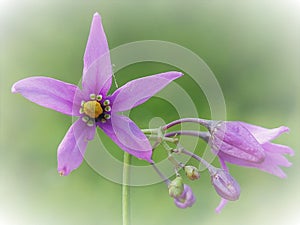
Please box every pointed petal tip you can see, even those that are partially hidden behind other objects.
[279,126,290,133]
[58,168,69,176]
[11,79,24,93]
[11,83,17,93]
[289,150,295,157]
[144,157,154,164]
[178,71,184,77]
[278,173,287,179]
[215,208,222,214]
[93,12,101,20]
[133,151,153,163]
[140,150,153,163]
[215,198,228,214]
[172,71,183,77]
[165,71,184,80]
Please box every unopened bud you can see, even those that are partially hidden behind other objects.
[174,185,196,209]
[210,168,240,201]
[168,176,184,198]
[184,166,200,180]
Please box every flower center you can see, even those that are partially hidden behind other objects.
[79,94,112,126]
[83,101,103,118]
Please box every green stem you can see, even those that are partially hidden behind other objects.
[122,152,131,225]
[146,134,178,143]
[141,128,159,134]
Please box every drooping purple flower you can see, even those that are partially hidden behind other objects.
[209,121,294,178]
[173,184,196,209]
[210,167,240,201]
[213,157,239,213]
[11,12,182,176]
[209,121,266,163]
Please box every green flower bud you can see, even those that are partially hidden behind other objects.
[184,166,200,180]
[168,176,184,198]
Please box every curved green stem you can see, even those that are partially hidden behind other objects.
[122,152,131,225]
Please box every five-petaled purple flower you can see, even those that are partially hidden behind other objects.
[11,13,182,176]
[209,121,294,178]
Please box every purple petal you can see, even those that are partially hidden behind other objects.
[215,198,228,214]
[82,13,112,95]
[262,142,294,156]
[262,142,293,168]
[240,122,289,144]
[252,152,290,178]
[57,119,95,176]
[211,122,265,163]
[111,71,183,112]
[210,168,240,201]
[99,114,153,162]
[219,157,229,171]
[215,159,230,214]
[12,76,81,116]
[218,143,292,178]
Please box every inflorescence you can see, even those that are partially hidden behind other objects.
[11,12,294,215]
[142,118,293,213]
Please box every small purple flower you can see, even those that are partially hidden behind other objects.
[11,13,182,176]
[209,121,294,178]
[212,158,240,213]
[173,185,196,209]
[210,167,240,201]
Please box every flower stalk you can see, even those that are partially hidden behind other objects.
[122,152,131,225]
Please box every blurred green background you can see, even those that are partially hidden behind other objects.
[1,0,299,225]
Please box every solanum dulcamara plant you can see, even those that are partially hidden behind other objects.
[12,12,294,216]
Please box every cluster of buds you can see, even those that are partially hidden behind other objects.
[149,117,293,213]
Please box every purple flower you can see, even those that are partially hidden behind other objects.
[209,121,294,178]
[173,185,196,209]
[11,13,182,176]
[212,158,240,213]
[210,167,240,201]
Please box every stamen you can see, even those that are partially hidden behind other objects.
[101,118,107,123]
[104,106,111,112]
[104,114,111,120]
[79,108,84,114]
[81,101,85,106]
[82,116,89,123]
[87,120,94,127]
[96,94,103,101]
[89,94,96,100]
[103,99,110,106]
